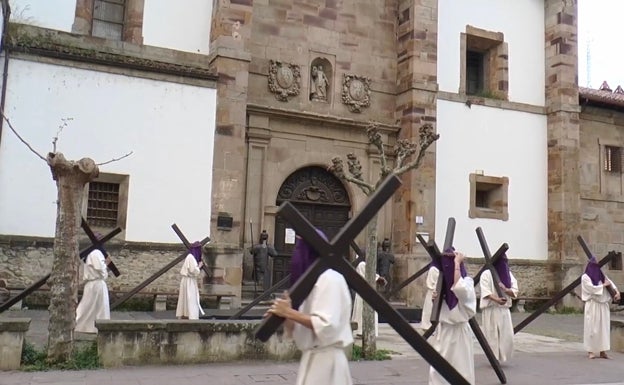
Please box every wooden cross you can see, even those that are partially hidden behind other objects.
[419,217,455,338]
[230,241,364,320]
[0,224,122,313]
[577,236,618,299]
[475,227,507,299]
[254,175,471,385]
[81,218,121,276]
[513,247,618,334]
[171,224,212,277]
[110,225,210,310]
[419,221,506,384]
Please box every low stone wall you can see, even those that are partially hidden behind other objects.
[96,319,299,367]
[0,317,30,370]
[0,235,242,309]
[611,316,624,353]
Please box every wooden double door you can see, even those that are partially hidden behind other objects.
[271,166,351,284]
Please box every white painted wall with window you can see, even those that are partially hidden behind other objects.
[0,58,216,242]
[8,0,212,54]
[437,0,545,106]
[434,99,548,260]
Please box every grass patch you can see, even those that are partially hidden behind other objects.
[21,341,100,371]
[553,306,582,314]
[351,344,393,361]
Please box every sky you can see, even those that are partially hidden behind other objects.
[578,0,624,89]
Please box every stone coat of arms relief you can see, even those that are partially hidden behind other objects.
[268,60,301,102]
[342,74,371,113]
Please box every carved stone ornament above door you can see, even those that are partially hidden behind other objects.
[342,74,371,112]
[268,60,301,102]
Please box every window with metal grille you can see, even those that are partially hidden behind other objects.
[604,146,623,173]
[92,0,126,40]
[87,181,120,228]
[466,50,485,95]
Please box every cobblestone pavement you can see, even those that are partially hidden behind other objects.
[2,309,623,385]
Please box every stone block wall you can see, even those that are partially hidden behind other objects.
[0,318,30,370]
[0,236,242,308]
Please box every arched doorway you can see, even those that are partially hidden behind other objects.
[272,166,351,283]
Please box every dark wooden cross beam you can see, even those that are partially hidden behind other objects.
[475,227,506,299]
[0,225,121,313]
[110,229,210,310]
[471,243,508,287]
[81,218,121,276]
[171,223,212,277]
[513,250,618,334]
[229,241,364,320]
[420,224,506,384]
[254,176,471,385]
[577,236,618,299]
[421,217,455,339]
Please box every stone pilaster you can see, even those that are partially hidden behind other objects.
[545,0,581,262]
[209,0,253,246]
[394,0,438,254]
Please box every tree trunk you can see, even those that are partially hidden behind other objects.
[362,216,378,358]
[46,153,98,364]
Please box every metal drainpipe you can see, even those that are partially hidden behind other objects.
[0,0,11,150]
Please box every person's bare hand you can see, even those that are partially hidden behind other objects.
[267,291,292,318]
[498,282,507,290]
[604,280,612,287]
[614,292,621,302]
[431,291,438,300]
[454,251,466,264]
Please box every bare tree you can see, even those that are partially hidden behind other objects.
[329,122,439,358]
[1,113,131,363]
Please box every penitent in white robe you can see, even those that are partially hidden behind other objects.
[420,266,439,331]
[176,254,205,320]
[479,270,518,363]
[292,269,354,385]
[75,249,110,333]
[429,276,477,385]
[351,261,379,336]
[581,273,617,354]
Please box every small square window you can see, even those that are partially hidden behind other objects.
[460,26,508,100]
[83,173,129,237]
[469,174,509,221]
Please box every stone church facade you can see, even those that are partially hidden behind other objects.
[209,0,619,306]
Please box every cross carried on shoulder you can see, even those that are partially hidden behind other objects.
[172,224,212,276]
[418,220,506,384]
[80,218,121,276]
[254,175,471,385]
[475,227,507,299]
[514,238,619,334]
[110,225,210,310]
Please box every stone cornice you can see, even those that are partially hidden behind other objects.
[246,103,401,134]
[6,23,218,82]
[438,91,546,115]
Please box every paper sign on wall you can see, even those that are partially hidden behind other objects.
[285,228,296,244]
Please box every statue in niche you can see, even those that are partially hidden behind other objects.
[310,65,329,102]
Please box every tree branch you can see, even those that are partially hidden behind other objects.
[366,123,391,178]
[97,151,134,166]
[328,156,374,195]
[0,111,47,162]
[393,123,439,175]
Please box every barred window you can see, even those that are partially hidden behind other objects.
[87,181,120,228]
[604,146,623,173]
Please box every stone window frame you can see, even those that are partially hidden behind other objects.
[72,0,144,44]
[610,253,623,271]
[603,144,623,173]
[469,173,509,221]
[82,172,130,238]
[598,139,624,196]
[459,25,509,100]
